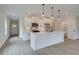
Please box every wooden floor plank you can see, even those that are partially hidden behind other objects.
[0,37,79,55]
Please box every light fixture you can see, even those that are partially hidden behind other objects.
[27,27,29,29]
[57,9,61,20]
[51,6,54,19]
[42,4,45,17]
[42,14,45,17]
[51,6,54,17]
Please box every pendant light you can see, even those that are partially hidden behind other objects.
[42,4,45,16]
[57,9,61,20]
[51,6,55,31]
[51,6,54,19]
[51,6,54,17]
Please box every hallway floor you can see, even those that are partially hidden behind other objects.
[0,37,79,55]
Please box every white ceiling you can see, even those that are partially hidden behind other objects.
[0,4,79,17]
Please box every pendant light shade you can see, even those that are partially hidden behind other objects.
[51,6,54,17]
[57,9,61,20]
[42,4,45,16]
[51,6,55,20]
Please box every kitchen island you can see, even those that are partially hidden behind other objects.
[30,31,64,50]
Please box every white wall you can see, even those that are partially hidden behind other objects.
[62,15,78,40]
[67,17,77,40]
[0,9,9,48]
[19,16,26,41]
[75,16,79,39]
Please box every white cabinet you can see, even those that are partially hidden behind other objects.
[31,32,64,50]
[23,32,30,41]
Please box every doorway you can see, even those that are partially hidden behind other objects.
[44,23,51,32]
[63,24,68,41]
[10,20,19,37]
